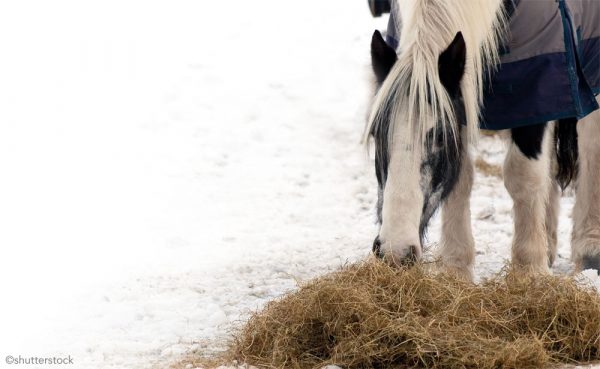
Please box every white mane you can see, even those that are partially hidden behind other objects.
[366,0,507,148]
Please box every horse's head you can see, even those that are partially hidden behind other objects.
[369,30,467,266]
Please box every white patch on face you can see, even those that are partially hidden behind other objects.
[378,122,424,265]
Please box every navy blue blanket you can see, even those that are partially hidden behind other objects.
[386,0,600,130]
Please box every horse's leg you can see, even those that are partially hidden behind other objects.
[439,131,474,280]
[546,179,560,267]
[504,122,553,273]
[545,139,560,267]
[572,106,600,272]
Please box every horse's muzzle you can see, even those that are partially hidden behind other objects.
[373,236,420,266]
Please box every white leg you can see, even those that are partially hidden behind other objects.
[439,134,475,280]
[504,123,553,273]
[546,133,560,267]
[546,180,560,267]
[572,106,600,271]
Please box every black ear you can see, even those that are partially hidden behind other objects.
[438,32,466,97]
[371,30,397,84]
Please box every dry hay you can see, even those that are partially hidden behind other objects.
[172,357,217,369]
[230,261,600,369]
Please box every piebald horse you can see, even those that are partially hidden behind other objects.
[366,0,600,279]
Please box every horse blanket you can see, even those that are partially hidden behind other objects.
[385,0,600,130]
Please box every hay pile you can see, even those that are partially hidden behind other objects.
[231,261,600,369]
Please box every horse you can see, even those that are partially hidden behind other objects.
[366,0,600,279]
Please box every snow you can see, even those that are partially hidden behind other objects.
[580,269,600,292]
[0,1,597,369]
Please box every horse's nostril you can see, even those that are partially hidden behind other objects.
[372,236,383,258]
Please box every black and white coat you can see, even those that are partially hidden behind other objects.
[367,0,600,277]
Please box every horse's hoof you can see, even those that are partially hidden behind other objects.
[581,254,600,275]
[439,263,474,282]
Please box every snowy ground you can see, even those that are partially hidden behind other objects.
[0,1,598,369]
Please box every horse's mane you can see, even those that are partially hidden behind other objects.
[365,0,507,149]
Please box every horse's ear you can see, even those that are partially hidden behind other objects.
[371,30,397,84]
[438,32,466,97]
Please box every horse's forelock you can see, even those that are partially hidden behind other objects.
[365,0,508,154]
